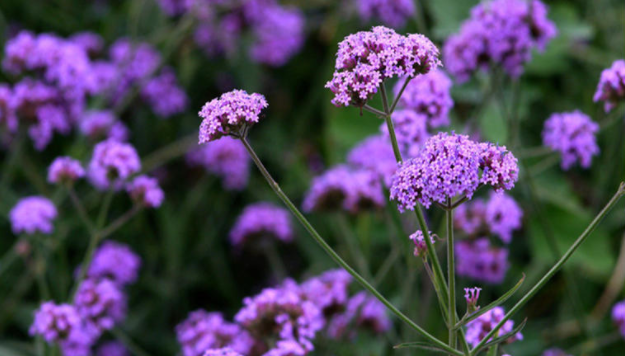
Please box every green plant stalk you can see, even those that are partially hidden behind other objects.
[239,137,462,356]
[447,198,457,348]
[470,183,625,355]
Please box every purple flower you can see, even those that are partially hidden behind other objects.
[176,310,254,356]
[465,306,522,347]
[594,59,625,112]
[612,300,625,337]
[327,291,391,339]
[79,110,129,142]
[193,15,241,58]
[87,241,141,286]
[263,340,308,356]
[303,165,385,214]
[454,200,487,236]
[229,202,293,247]
[380,109,429,157]
[0,84,17,132]
[357,0,415,28]
[409,230,434,258]
[75,278,126,332]
[300,269,352,317]
[203,348,244,356]
[186,137,250,190]
[485,192,523,244]
[70,32,104,57]
[464,287,481,313]
[543,110,599,170]
[347,134,398,186]
[198,89,268,143]
[9,196,57,235]
[126,175,165,208]
[456,238,509,284]
[87,140,141,190]
[326,26,441,107]
[141,67,188,118]
[96,341,129,356]
[48,157,85,184]
[393,70,453,128]
[542,349,572,356]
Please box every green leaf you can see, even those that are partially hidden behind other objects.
[393,341,449,353]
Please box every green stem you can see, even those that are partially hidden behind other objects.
[390,77,412,113]
[68,186,95,234]
[99,207,142,241]
[470,183,625,355]
[239,137,461,355]
[111,328,153,356]
[262,242,287,281]
[447,198,457,348]
[380,83,391,115]
[334,215,372,280]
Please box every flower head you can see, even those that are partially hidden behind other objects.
[485,192,523,244]
[456,239,509,284]
[301,269,353,317]
[87,140,141,190]
[79,110,129,142]
[96,341,129,356]
[176,310,254,356]
[141,67,188,118]
[612,300,625,337]
[229,202,293,247]
[347,134,398,187]
[48,157,85,184]
[409,230,434,258]
[464,287,482,313]
[75,278,126,332]
[594,59,625,112]
[542,349,572,356]
[357,0,416,28]
[29,302,96,355]
[327,291,391,339]
[186,137,251,190]
[87,241,141,286]
[10,196,57,235]
[126,175,165,208]
[380,109,429,157]
[465,306,523,347]
[454,200,487,236]
[393,70,453,128]
[543,111,599,170]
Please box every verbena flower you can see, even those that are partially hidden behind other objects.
[347,134,398,187]
[464,287,481,313]
[356,0,416,28]
[456,239,509,284]
[96,341,129,356]
[409,230,434,258]
[542,110,599,170]
[465,306,523,347]
[87,140,141,190]
[444,0,556,82]
[326,26,441,108]
[393,70,453,128]
[87,241,141,286]
[454,200,487,236]
[485,192,523,244]
[79,110,129,142]
[612,300,625,338]
[9,196,57,235]
[186,137,251,190]
[126,175,165,208]
[75,278,127,332]
[0,84,17,132]
[198,89,268,143]
[69,32,104,57]
[229,202,293,247]
[141,67,188,118]
[380,109,429,157]
[203,348,244,356]
[176,310,254,356]
[593,59,625,112]
[327,291,391,339]
[300,269,352,317]
[48,157,85,184]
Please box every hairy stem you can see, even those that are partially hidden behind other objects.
[447,198,457,348]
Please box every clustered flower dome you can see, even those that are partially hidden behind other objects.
[613,300,625,338]
[126,175,165,208]
[327,291,391,339]
[141,68,189,118]
[229,202,294,247]
[79,110,129,142]
[326,26,441,108]
[9,196,58,235]
[356,0,416,29]
[390,132,518,211]
[300,269,352,317]
[176,310,254,356]
[48,157,85,184]
[74,278,127,332]
[542,110,599,170]
[86,241,142,286]
[87,140,141,190]
[393,70,454,128]
[594,59,625,112]
[465,306,523,348]
[380,109,429,158]
[444,0,557,82]
[456,238,510,284]
[455,192,523,244]
[198,90,268,143]
[186,137,251,191]
[346,134,398,187]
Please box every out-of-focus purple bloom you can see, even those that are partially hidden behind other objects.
[48,157,85,184]
[109,39,161,84]
[380,109,429,157]
[347,134,398,186]
[542,349,572,356]
[456,238,509,284]
[87,140,141,190]
[465,306,522,347]
[0,84,17,132]
[357,0,415,28]
[9,196,57,235]
[70,32,104,57]
[485,192,523,244]
[193,14,241,58]
[393,70,453,128]
[141,68,188,118]
[176,310,254,356]
[126,175,165,208]
[303,165,385,214]
[203,348,244,356]
[229,202,293,247]
[198,89,268,143]
[612,300,625,337]
[75,278,126,332]
[454,200,487,236]
[594,59,625,112]
[156,0,191,16]
[301,269,352,317]
[96,341,129,356]
[327,291,391,339]
[87,241,141,286]
[79,110,129,142]
[543,110,599,170]
[409,230,434,258]
[326,26,441,107]
[186,137,250,190]
[263,340,308,356]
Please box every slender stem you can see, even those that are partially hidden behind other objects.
[591,232,625,321]
[68,186,95,234]
[447,198,457,348]
[239,137,461,355]
[111,328,153,356]
[380,83,391,115]
[470,183,625,355]
[390,77,412,113]
[140,134,198,174]
[363,104,387,117]
[383,115,403,163]
[0,242,19,279]
[99,207,142,240]
[334,215,373,280]
[97,190,115,230]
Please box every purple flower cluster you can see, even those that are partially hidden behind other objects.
[542,349,572,356]
[390,132,518,211]
[465,306,523,347]
[327,291,391,339]
[543,111,599,170]
[186,137,251,190]
[302,165,385,214]
[74,278,127,332]
[79,110,129,142]
[229,202,293,247]
[326,26,441,108]
[87,140,141,190]
[126,175,165,208]
[594,59,625,112]
[86,241,142,286]
[456,239,509,284]
[444,0,556,82]
[198,90,268,143]
[613,300,625,337]
[409,230,434,258]
[380,109,429,157]
[347,134,398,187]
[356,0,416,28]
[142,68,189,118]
[48,157,85,184]
[9,196,57,235]
[393,70,453,128]
[300,269,352,316]
[176,310,254,356]
[96,341,129,356]
[455,192,523,244]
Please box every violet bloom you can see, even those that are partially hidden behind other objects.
[0,84,17,132]
[87,241,141,286]
[48,157,85,184]
[126,175,165,208]
[390,132,518,211]
[454,200,487,236]
[96,341,129,356]
[156,0,191,16]
[141,68,188,118]
[464,287,481,313]
[465,306,523,348]
[203,348,243,356]
[186,137,250,190]
[593,59,625,112]
[542,111,599,170]
[347,134,398,187]
[194,14,241,58]
[70,32,104,57]
[380,109,429,157]
[612,300,625,337]
[87,140,141,190]
[9,196,57,235]
[79,110,129,142]
[456,238,509,284]
[176,310,254,356]
[198,89,268,143]
[485,192,523,244]
[303,165,385,214]
[409,230,434,258]
[263,340,308,356]
[229,202,293,247]
[357,0,415,28]
[301,269,353,317]
[542,349,572,356]
[75,278,126,332]
[393,70,453,128]
[444,0,556,82]
[327,291,391,339]
[326,26,441,108]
